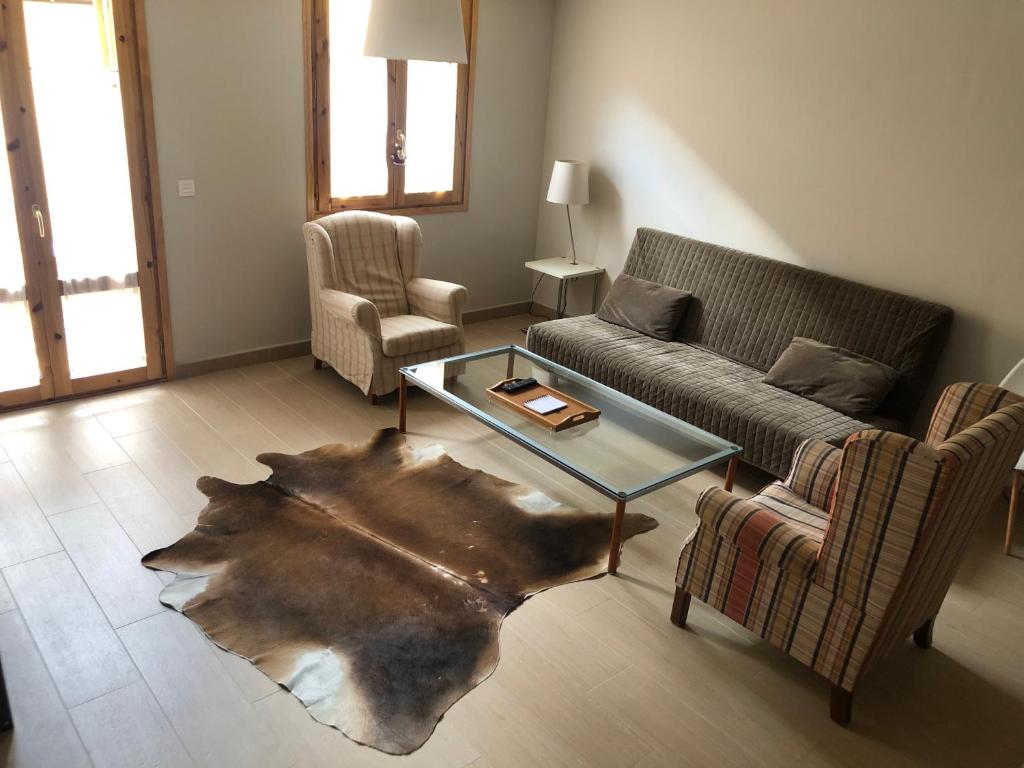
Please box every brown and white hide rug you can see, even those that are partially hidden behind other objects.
[142,428,657,755]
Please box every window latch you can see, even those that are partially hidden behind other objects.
[390,129,407,166]
[31,204,46,239]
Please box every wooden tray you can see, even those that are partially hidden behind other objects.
[486,378,601,432]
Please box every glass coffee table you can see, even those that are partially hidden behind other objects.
[399,345,742,573]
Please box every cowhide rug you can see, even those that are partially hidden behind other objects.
[142,428,657,755]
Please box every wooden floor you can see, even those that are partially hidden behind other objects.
[1,314,1022,768]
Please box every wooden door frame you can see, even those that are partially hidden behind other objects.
[0,0,173,411]
[0,0,67,405]
[110,0,174,383]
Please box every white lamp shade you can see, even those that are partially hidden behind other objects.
[363,0,468,63]
[546,160,590,205]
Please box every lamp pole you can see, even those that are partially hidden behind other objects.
[565,205,578,266]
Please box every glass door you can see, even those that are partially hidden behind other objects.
[0,0,168,410]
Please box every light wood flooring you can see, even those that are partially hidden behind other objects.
[1,314,1022,767]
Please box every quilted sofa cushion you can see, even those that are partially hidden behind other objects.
[527,315,874,477]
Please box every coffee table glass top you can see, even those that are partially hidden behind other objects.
[401,345,741,501]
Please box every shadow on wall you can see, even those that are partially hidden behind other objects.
[577,167,623,303]
[597,97,800,265]
[551,97,801,318]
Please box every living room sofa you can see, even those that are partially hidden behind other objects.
[526,228,953,477]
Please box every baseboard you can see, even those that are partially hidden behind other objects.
[523,303,557,322]
[174,302,558,380]
[463,301,534,323]
[464,300,560,323]
[175,340,312,379]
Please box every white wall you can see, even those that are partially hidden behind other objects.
[146,0,554,364]
[535,0,1024,398]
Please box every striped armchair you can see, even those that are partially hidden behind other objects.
[304,211,467,402]
[672,382,1024,724]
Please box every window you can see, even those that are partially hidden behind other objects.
[304,0,477,218]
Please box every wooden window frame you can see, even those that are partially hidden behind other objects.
[304,0,478,220]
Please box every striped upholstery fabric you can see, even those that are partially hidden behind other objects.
[815,432,949,619]
[925,381,1020,444]
[379,315,461,357]
[861,383,1024,676]
[677,382,1024,693]
[407,278,466,325]
[304,211,468,396]
[783,438,843,509]
[320,211,410,317]
[750,483,829,535]
[692,487,822,577]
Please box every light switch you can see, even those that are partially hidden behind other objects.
[177,179,196,197]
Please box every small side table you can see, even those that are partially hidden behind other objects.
[525,258,604,318]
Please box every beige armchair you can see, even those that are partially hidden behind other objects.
[304,211,467,402]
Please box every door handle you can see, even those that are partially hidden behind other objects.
[31,204,45,239]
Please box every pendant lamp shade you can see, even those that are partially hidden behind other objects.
[363,0,468,63]
[546,160,590,206]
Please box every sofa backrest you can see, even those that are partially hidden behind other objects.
[622,228,953,424]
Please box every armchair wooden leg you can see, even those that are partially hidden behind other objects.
[830,685,853,726]
[913,618,934,649]
[313,357,323,370]
[670,587,691,628]
[368,393,380,406]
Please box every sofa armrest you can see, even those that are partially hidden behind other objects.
[696,487,822,576]
[407,278,467,326]
[784,438,843,509]
[320,289,381,339]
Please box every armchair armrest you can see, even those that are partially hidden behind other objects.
[320,289,381,339]
[814,430,950,614]
[406,278,467,326]
[696,487,822,577]
[784,438,843,509]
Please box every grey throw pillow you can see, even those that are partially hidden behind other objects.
[597,274,691,341]
[764,337,899,417]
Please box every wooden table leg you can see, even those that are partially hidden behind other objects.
[723,455,739,493]
[1006,469,1021,555]
[398,375,407,434]
[608,499,626,575]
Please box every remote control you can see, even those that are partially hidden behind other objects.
[502,377,538,393]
